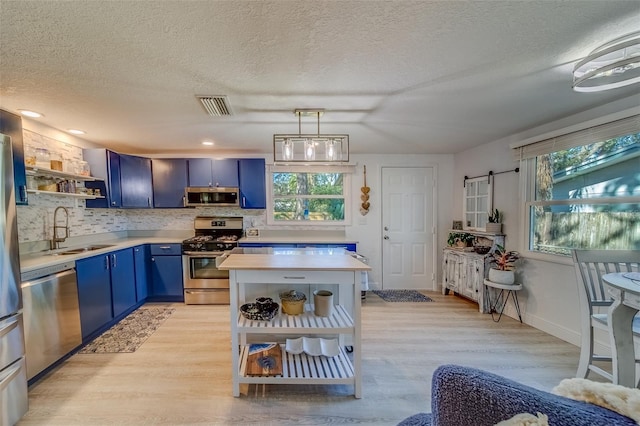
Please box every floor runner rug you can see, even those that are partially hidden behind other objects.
[79,306,175,353]
[371,290,434,302]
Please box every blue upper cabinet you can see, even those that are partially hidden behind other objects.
[212,159,239,187]
[84,149,121,208]
[84,149,153,208]
[119,153,153,208]
[188,158,238,187]
[0,109,27,205]
[238,158,266,209]
[152,158,188,208]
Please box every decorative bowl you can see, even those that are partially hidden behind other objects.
[279,290,307,315]
[474,246,491,255]
[240,298,279,321]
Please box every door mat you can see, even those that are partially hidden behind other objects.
[371,290,434,302]
[79,306,175,353]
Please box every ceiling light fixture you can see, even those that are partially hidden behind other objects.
[18,109,44,118]
[202,141,214,146]
[573,31,640,92]
[67,129,86,135]
[273,109,349,163]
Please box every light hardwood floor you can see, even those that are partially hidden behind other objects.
[20,292,583,425]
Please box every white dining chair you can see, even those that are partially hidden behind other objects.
[572,249,640,383]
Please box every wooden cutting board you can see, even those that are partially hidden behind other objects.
[245,343,283,376]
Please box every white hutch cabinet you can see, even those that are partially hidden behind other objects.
[442,232,505,313]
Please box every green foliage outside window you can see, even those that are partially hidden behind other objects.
[273,172,345,221]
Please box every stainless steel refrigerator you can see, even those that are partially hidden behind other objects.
[0,133,28,425]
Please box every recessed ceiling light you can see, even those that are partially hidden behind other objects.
[202,141,214,146]
[68,129,86,135]
[18,109,44,118]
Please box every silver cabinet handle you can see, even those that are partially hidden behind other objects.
[105,255,110,270]
[111,254,117,268]
[112,201,117,206]
[159,246,171,250]
[284,276,306,279]
[0,317,18,338]
[0,360,22,389]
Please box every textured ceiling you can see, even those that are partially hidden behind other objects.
[1,1,639,156]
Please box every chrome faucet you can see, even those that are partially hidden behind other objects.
[50,206,70,250]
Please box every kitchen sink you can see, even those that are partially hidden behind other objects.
[47,244,115,256]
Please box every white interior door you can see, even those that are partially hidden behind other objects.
[382,167,435,290]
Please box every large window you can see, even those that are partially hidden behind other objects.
[523,125,640,256]
[269,167,349,224]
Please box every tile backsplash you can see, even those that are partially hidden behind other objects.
[16,194,265,243]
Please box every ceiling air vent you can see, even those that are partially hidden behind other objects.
[196,95,232,116]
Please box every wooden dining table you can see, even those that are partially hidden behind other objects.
[602,272,640,388]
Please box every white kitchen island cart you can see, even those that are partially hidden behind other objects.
[219,253,370,398]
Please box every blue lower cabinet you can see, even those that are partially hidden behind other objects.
[134,245,150,302]
[76,248,137,341]
[76,255,114,340]
[149,244,183,301]
[110,248,136,318]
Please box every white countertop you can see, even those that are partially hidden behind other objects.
[218,253,371,271]
[19,237,184,273]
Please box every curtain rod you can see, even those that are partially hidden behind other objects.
[464,167,519,186]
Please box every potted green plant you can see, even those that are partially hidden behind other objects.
[447,232,475,248]
[486,208,503,233]
[488,245,520,284]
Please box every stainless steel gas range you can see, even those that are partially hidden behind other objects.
[181,216,243,304]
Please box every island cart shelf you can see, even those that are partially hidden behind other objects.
[220,253,370,398]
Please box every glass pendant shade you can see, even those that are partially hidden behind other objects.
[282,139,293,160]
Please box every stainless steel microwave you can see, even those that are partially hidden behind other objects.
[184,187,239,207]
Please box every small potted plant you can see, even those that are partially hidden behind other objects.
[486,208,503,233]
[488,244,520,285]
[447,232,475,249]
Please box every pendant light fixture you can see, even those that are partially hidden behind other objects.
[573,31,640,92]
[273,109,349,163]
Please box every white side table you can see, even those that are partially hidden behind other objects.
[484,279,523,323]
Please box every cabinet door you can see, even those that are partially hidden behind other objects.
[187,158,213,187]
[0,109,27,205]
[76,255,113,339]
[151,255,184,298]
[238,158,266,209]
[212,159,238,187]
[134,245,149,302]
[84,149,121,208]
[110,248,136,318]
[119,154,153,208]
[152,158,188,207]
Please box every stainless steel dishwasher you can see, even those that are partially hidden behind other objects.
[21,261,82,380]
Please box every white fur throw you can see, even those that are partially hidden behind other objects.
[553,378,640,424]
[495,412,549,426]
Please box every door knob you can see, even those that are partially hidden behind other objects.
[384,235,389,240]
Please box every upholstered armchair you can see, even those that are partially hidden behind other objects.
[397,364,635,426]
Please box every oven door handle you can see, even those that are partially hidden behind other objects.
[183,251,226,257]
